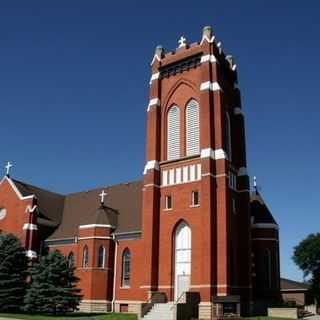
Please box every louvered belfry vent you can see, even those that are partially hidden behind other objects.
[186,99,200,156]
[167,106,181,160]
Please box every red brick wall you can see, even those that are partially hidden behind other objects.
[0,178,36,250]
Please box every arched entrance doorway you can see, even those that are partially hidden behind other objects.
[174,221,191,300]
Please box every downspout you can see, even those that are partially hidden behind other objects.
[112,233,118,313]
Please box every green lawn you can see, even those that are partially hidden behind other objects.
[0,313,137,320]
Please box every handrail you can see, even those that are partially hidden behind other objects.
[170,291,186,311]
[141,295,155,317]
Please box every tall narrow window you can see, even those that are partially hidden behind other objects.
[68,252,75,268]
[186,99,200,156]
[167,106,181,160]
[122,249,131,287]
[165,195,172,210]
[191,191,199,207]
[225,112,232,160]
[98,245,106,268]
[82,245,89,268]
[264,249,272,289]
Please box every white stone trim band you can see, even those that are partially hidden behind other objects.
[79,224,115,229]
[147,98,160,111]
[143,160,160,175]
[201,54,217,64]
[149,72,160,84]
[238,167,248,176]
[200,81,222,92]
[23,223,38,231]
[252,238,279,242]
[78,236,112,240]
[200,35,215,45]
[201,148,228,160]
[252,223,279,230]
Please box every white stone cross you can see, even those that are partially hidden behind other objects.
[178,36,187,48]
[5,161,13,176]
[253,176,257,188]
[99,190,107,204]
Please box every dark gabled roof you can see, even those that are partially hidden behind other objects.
[281,278,310,291]
[250,191,278,225]
[48,180,142,239]
[12,179,65,227]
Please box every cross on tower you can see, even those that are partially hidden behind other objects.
[253,176,257,189]
[178,36,187,48]
[99,190,107,204]
[5,161,13,177]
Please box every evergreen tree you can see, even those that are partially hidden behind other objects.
[24,250,82,314]
[0,233,28,312]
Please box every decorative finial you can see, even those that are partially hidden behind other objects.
[151,45,165,65]
[99,190,107,205]
[178,36,187,48]
[5,161,13,177]
[226,55,237,71]
[201,26,215,44]
[202,26,213,39]
[155,45,165,58]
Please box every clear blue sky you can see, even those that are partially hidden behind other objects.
[0,0,319,282]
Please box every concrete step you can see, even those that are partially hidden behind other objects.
[143,303,175,320]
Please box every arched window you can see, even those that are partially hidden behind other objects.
[174,221,191,300]
[264,249,272,289]
[225,112,232,160]
[98,245,106,268]
[167,106,181,160]
[186,99,200,156]
[82,245,89,269]
[122,249,131,287]
[67,252,75,268]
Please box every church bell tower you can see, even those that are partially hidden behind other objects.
[141,26,252,317]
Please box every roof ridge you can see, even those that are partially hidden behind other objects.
[12,178,65,197]
[65,179,142,196]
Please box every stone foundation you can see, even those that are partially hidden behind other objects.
[114,302,142,318]
[79,300,111,313]
[199,302,214,319]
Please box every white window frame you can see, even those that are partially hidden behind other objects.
[191,191,200,207]
[167,106,181,160]
[165,195,173,210]
[98,245,106,268]
[186,99,200,156]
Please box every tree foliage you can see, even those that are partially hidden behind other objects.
[0,233,28,312]
[293,233,320,303]
[24,250,82,314]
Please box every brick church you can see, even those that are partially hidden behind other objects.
[0,26,281,319]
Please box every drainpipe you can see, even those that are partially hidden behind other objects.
[111,233,118,313]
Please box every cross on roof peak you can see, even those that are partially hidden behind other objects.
[5,161,13,177]
[178,36,187,48]
[99,190,107,204]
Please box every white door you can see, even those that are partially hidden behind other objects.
[175,222,191,301]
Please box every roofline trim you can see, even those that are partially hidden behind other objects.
[252,223,279,230]
[0,176,35,201]
[113,230,142,236]
[45,237,76,242]
[79,224,115,230]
